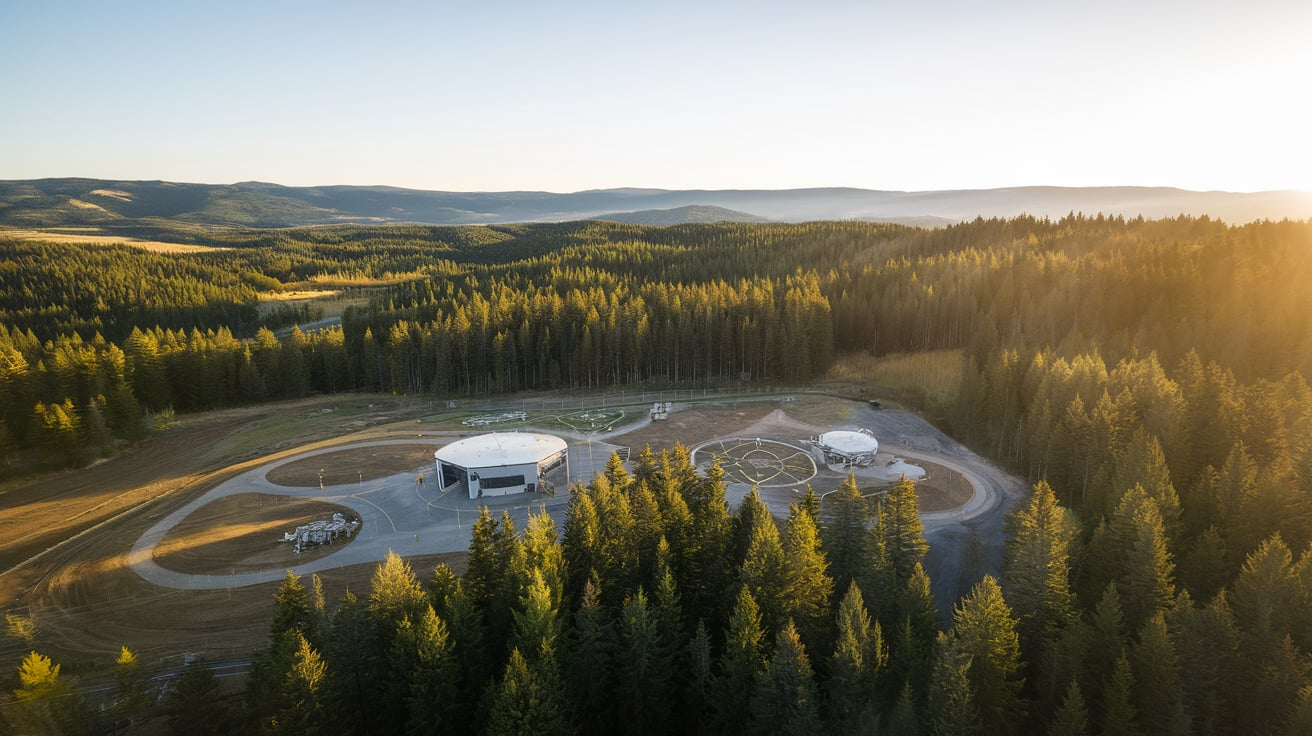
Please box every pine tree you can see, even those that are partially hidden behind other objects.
[1130,614,1185,736]
[829,581,884,730]
[267,633,328,734]
[510,567,561,667]
[927,633,979,736]
[948,575,1025,734]
[562,490,602,606]
[782,502,834,657]
[1049,680,1090,736]
[740,502,788,635]
[323,589,381,730]
[616,588,673,734]
[822,474,871,595]
[485,648,570,736]
[710,586,768,736]
[12,650,80,733]
[163,661,229,735]
[397,605,458,733]
[1100,652,1138,736]
[114,645,150,722]
[885,681,920,736]
[751,620,822,736]
[1165,591,1239,736]
[1080,583,1126,716]
[428,565,488,733]
[271,569,319,643]
[882,476,929,581]
[684,619,714,732]
[1004,481,1079,662]
[733,487,774,567]
[565,578,614,736]
[467,506,508,609]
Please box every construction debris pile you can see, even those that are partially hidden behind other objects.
[283,513,360,553]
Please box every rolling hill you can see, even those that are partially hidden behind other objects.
[1,178,1308,229]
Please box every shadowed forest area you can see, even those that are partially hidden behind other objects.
[5,215,1312,734]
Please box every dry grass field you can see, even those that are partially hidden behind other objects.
[0,227,224,253]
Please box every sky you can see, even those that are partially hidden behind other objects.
[2,0,1309,193]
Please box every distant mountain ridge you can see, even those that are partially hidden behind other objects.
[0,178,1308,228]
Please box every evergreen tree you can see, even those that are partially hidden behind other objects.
[829,581,885,731]
[267,633,328,735]
[565,578,614,736]
[822,474,871,596]
[927,633,979,736]
[1129,614,1186,736]
[323,589,381,730]
[948,575,1025,735]
[562,490,602,607]
[684,619,714,733]
[114,645,150,724]
[1080,583,1126,718]
[163,661,230,736]
[510,567,561,668]
[271,569,319,643]
[882,476,929,582]
[751,620,823,736]
[397,605,459,733]
[12,650,81,734]
[1004,481,1078,660]
[467,506,509,609]
[616,588,674,735]
[739,502,788,635]
[1165,591,1239,736]
[1100,652,1138,736]
[733,487,774,568]
[485,648,571,736]
[885,681,920,736]
[782,502,834,657]
[710,586,768,736]
[1049,680,1090,736]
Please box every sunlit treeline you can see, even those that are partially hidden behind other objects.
[4,216,1312,474]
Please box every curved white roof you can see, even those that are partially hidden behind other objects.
[435,432,567,469]
[818,429,879,456]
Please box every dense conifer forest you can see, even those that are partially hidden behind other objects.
[6,215,1312,733]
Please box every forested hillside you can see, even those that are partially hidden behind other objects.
[6,215,1312,733]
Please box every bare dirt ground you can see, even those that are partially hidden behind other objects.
[153,494,358,575]
[887,461,972,513]
[266,445,437,487]
[616,403,778,453]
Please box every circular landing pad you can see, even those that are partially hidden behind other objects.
[690,438,818,488]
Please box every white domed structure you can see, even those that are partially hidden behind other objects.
[808,428,880,467]
[435,432,568,499]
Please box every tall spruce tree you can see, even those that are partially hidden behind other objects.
[751,620,823,736]
[948,575,1025,735]
[616,588,674,735]
[822,474,871,596]
[1003,481,1079,661]
[881,476,929,582]
[710,585,768,736]
[829,581,885,731]
[565,578,614,736]
[782,502,834,658]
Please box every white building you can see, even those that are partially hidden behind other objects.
[808,428,880,467]
[434,432,568,499]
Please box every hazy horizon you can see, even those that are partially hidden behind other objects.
[3,1,1308,193]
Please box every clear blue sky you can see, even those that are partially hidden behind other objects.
[2,0,1308,192]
